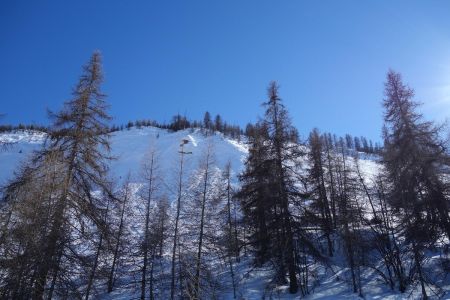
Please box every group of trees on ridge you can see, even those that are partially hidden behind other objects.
[110,112,244,141]
[0,52,449,299]
[2,118,381,155]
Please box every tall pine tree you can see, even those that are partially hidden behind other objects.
[382,70,450,299]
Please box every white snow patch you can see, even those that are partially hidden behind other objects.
[0,130,46,144]
[226,138,248,154]
[187,134,198,147]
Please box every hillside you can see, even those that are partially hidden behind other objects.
[0,127,414,300]
[0,127,247,187]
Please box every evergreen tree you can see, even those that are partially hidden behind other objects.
[140,146,160,299]
[354,136,361,151]
[214,114,223,132]
[345,134,354,150]
[382,70,450,299]
[307,128,334,256]
[238,82,303,293]
[106,178,132,295]
[203,111,212,132]
[361,136,369,152]
[220,162,239,298]
[263,81,302,293]
[0,52,114,299]
[0,151,65,298]
[333,141,364,295]
[42,52,113,298]
[237,123,272,263]
[170,139,192,300]
[193,143,214,299]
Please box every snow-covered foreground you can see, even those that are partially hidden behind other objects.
[2,127,445,299]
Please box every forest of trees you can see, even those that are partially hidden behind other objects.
[238,74,450,299]
[0,53,449,299]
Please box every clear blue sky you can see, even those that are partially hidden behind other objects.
[2,1,450,141]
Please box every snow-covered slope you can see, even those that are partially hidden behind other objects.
[1,127,402,299]
[0,130,47,185]
[0,127,248,188]
[109,127,247,187]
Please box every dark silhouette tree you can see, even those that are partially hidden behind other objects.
[382,70,450,299]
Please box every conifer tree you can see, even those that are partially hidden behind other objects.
[382,70,450,299]
[34,51,112,298]
[307,128,334,256]
[0,52,113,299]
[0,151,65,298]
[148,196,170,299]
[203,111,212,132]
[214,114,223,132]
[237,123,272,264]
[263,81,301,293]
[221,162,238,298]
[192,143,214,299]
[106,178,132,294]
[333,140,364,295]
[170,139,192,300]
[85,188,115,299]
[140,146,160,300]
[238,82,303,293]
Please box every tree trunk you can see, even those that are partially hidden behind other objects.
[85,233,103,300]
[171,144,188,300]
[225,164,237,298]
[108,187,128,293]
[141,154,155,300]
[193,149,211,299]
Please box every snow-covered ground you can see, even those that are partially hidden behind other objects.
[2,127,445,299]
[0,130,47,185]
[0,127,247,188]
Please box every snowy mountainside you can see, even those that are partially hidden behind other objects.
[0,127,248,189]
[0,130,47,185]
[0,127,398,299]
[0,127,382,195]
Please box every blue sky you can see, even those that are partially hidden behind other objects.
[1,1,450,141]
